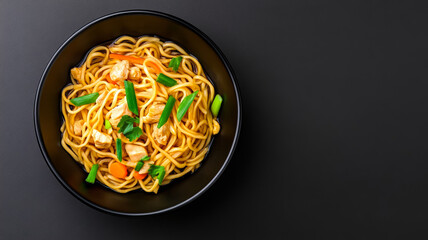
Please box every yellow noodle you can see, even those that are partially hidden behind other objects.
[61,36,219,193]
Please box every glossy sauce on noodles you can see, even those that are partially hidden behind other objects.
[60,35,220,193]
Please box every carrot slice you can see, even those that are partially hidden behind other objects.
[110,53,145,65]
[145,60,162,74]
[133,171,147,180]
[110,53,162,73]
[109,162,128,179]
[105,74,117,85]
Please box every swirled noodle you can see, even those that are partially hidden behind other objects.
[61,36,220,193]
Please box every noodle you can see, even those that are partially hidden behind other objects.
[60,36,220,193]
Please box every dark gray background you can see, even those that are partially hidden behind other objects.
[2,0,428,239]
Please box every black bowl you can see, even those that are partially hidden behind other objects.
[34,10,241,216]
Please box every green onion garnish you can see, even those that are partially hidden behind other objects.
[117,115,142,142]
[156,73,177,87]
[135,161,144,171]
[122,123,134,135]
[124,81,139,115]
[135,155,150,171]
[85,164,99,184]
[168,56,182,72]
[210,94,223,118]
[157,96,176,128]
[70,92,99,106]
[116,138,122,161]
[148,165,166,184]
[177,91,198,122]
[105,119,112,129]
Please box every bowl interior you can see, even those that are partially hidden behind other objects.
[36,11,240,215]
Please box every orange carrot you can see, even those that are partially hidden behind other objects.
[133,171,147,180]
[109,162,128,179]
[145,60,162,74]
[110,53,145,65]
[110,53,163,73]
[105,74,117,85]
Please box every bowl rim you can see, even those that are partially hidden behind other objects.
[33,9,242,216]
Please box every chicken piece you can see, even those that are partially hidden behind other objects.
[139,161,154,174]
[92,129,112,148]
[110,60,129,85]
[70,67,82,82]
[129,67,141,80]
[213,119,220,135]
[109,102,133,127]
[73,120,83,136]
[125,144,148,162]
[153,122,170,145]
[142,103,165,123]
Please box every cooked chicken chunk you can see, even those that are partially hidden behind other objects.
[73,120,83,136]
[110,102,133,127]
[92,129,112,148]
[110,60,129,85]
[153,122,170,145]
[70,67,82,82]
[142,103,165,123]
[129,66,141,80]
[125,144,148,162]
[213,119,220,135]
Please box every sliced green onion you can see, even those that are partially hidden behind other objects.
[168,56,182,72]
[105,119,112,129]
[177,91,199,122]
[124,81,139,115]
[122,123,134,135]
[116,138,122,161]
[156,73,177,87]
[124,127,142,142]
[210,94,223,118]
[148,165,166,184]
[135,161,144,171]
[70,92,99,106]
[157,96,176,128]
[134,155,150,172]
[117,115,139,132]
[85,164,99,184]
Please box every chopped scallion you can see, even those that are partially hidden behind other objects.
[85,164,99,184]
[135,155,150,171]
[122,123,134,135]
[177,91,199,122]
[117,115,142,141]
[70,92,99,106]
[168,56,182,72]
[157,96,176,128]
[210,94,223,118]
[105,119,112,129]
[124,81,139,115]
[148,165,166,184]
[116,138,122,161]
[156,73,177,87]
[135,161,144,171]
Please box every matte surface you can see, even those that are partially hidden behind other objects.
[2,0,428,239]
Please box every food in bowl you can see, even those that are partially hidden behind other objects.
[61,35,223,193]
